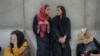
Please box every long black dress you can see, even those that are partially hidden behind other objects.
[52,16,71,56]
[33,15,52,56]
[77,38,100,56]
[0,46,1,52]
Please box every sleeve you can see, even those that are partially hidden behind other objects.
[77,44,92,56]
[13,41,28,56]
[32,15,40,35]
[93,38,100,49]
[3,45,13,56]
[47,17,52,34]
[52,18,61,40]
[65,18,71,40]
[76,44,84,56]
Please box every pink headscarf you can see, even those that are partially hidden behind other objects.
[37,4,49,38]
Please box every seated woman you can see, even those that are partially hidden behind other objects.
[3,30,30,56]
[77,28,100,56]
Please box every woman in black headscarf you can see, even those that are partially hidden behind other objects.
[52,5,71,56]
[3,30,29,56]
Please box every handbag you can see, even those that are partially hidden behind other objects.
[21,47,30,56]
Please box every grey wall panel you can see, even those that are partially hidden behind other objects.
[24,0,85,29]
[25,30,37,56]
[95,0,100,29]
[0,0,24,29]
[85,0,97,29]
[24,0,44,29]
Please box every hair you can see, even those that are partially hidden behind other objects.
[10,30,26,48]
[84,29,88,36]
[45,4,49,9]
[57,5,66,18]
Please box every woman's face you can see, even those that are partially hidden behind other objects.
[45,6,50,16]
[56,7,62,16]
[10,34,17,41]
[84,30,91,39]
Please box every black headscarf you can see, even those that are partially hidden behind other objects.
[56,5,69,36]
[53,5,71,40]
[10,30,26,48]
[57,5,67,19]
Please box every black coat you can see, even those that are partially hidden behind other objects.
[32,15,52,56]
[52,16,71,56]
[52,16,71,41]
[33,15,52,37]
[76,38,100,56]
[0,46,1,52]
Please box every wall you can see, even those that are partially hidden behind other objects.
[0,0,100,56]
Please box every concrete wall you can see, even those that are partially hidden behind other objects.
[0,0,100,56]
[0,0,24,29]
[25,0,85,29]
[24,0,100,30]
[95,0,100,29]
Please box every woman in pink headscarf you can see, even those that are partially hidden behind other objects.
[33,4,52,56]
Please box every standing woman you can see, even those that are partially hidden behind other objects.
[33,4,52,56]
[52,5,71,56]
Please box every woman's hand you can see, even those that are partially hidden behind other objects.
[11,34,17,47]
[38,21,44,25]
[90,54,98,56]
[38,21,44,28]
[91,54,100,56]
[58,37,66,44]
[14,38,17,47]
[44,21,50,30]
[58,38,62,43]
[81,54,84,56]
[64,35,67,40]
[44,21,49,25]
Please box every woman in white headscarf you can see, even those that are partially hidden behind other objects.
[76,28,100,56]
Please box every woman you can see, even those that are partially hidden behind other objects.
[77,28,100,56]
[52,5,71,56]
[3,30,29,56]
[33,4,52,56]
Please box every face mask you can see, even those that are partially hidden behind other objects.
[10,39,14,44]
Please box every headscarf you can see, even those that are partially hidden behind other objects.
[10,30,25,48]
[37,4,49,38]
[57,5,66,19]
[78,28,93,44]
[56,5,69,36]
